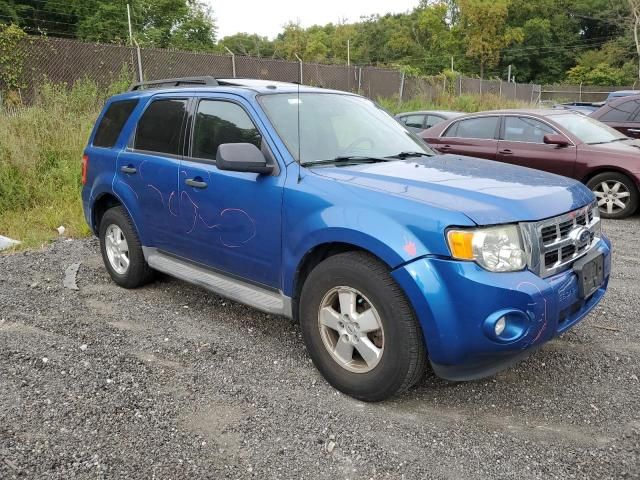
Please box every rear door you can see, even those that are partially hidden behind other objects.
[116,96,188,251]
[435,116,500,160]
[497,115,576,177]
[596,98,640,138]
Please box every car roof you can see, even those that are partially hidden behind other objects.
[396,110,464,117]
[453,109,577,118]
[607,90,640,98]
[107,78,353,102]
[606,93,640,105]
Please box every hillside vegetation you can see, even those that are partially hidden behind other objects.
[0,80,126,249]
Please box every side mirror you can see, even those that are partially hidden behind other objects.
[543,134,570,147]
[216,143,274,174]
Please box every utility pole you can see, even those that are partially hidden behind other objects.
[507,64,512,83]
[347,39,350,66]
[224,46,236,78]
[126,4,133,45]
[127,4,143,83]
[295,53,303,84]
[451,56,454,73]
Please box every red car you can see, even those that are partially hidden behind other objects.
[590,94,640,139]
[420,110,640,218]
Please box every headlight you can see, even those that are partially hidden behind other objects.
[447,225,526,272]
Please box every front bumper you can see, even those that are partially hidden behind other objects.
[392,235,611,381]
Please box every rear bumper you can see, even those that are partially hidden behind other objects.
[392,236,611,380]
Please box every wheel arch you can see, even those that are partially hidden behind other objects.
[581,167,640,189]
[290,241,392,322]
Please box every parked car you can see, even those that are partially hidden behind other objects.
[606,90,640,101]
[590,94,640,139]
[552,102,603,115]
[421,110,640,219]
[83,77,611,401]
[395,110,464,133]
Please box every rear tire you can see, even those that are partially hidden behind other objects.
[587,172,639,219]
[99,206,154,288]
[299,251,427,402]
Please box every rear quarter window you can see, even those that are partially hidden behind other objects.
[600,100,640,122]
[93,100,138,148]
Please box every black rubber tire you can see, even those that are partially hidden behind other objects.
[299,251,427,402]
[586,172,639,219]
[99,206,154,289]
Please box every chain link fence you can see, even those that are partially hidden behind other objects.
[12,36,543,105]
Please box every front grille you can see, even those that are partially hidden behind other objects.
[521,204,601,278]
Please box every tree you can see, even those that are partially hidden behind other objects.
[630,0,640,80]
[458,0,523,78]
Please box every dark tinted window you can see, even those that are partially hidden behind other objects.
[503,116,556,143]
[192,100,262,161]
[402,114,425,129]
[134,99,187,155]
[425,115,444,129]
[93,100,138,147]
[600,100,640,122]
[444,117,499,139]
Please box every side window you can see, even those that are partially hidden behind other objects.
[425,115,444,129]
[93,100,138,148]
[403,114,425,130]
[134,98,187,155]
[192,100,262,161]
[503,116,556,143]
[446,117,499,139]
[600,100,640,122]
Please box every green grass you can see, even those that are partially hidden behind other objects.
[0,79,129,250]
[0,85,533,251]
[378,93,533,115]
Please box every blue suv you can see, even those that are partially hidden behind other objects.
[82,77,611,401]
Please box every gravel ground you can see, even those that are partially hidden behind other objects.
[1,218,639,479]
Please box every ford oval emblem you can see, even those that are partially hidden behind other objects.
[570,226,591,247]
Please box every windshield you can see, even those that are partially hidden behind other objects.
[259,92,434,164]
[549,113,628,144]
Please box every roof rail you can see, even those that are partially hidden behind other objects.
[128,76,219,91]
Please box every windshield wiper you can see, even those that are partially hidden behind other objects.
[385,151,433,159]
[588,137,630,145]
[302,155,390,167]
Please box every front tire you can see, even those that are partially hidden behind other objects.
[299,252,427,402]
[587,172,639,219]
[99,206,154,288]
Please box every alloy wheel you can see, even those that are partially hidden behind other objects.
[317,286,384,373]
[104,224,130,275]
[593,181,631,215]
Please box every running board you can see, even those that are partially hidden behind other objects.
[143,248,292,317]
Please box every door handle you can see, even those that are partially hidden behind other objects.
[185,178,208,189]
[120,165,137,174]
[499,149,513,155]
[440,144,452,151]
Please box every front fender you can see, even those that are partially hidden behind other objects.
[282,206,432,297]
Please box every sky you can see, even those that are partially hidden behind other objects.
[206,0,420,40]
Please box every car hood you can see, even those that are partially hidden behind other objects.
[580,138,640,164]
[309,155,594,225]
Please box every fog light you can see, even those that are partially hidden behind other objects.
[495,316,506,336]
[482,309,530,343]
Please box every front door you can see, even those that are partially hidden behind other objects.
[175,96,284,289]
[497,116,577,178]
